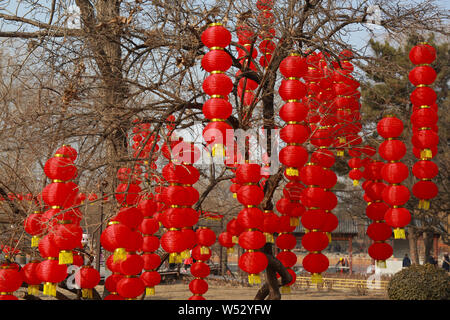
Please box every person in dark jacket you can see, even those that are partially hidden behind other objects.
[442,253,449,272]
[402,254,411,268]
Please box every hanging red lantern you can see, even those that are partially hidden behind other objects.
[218,231,235,254]
[24,211,44,247]
[0,264,23,298]
[368,242,393,268]
[22,261,41,296]
[44,156,77,181]
[36,259,68,297]
[116,276,145,299]
[75,265,100,299]
[409,43,436,65]
[53,222,83,264]
[54,144,77,162]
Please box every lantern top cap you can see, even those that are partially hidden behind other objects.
[208,22,223,27]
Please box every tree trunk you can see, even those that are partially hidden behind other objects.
[423,230,435,263]
[408,228,420,265]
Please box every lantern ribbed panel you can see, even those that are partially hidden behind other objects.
[377,115,411,239]
[408,43,439,211]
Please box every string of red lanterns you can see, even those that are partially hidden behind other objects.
[236,163,268,285]
[201,22,233,157]
[377,115,411,239]
[363,160,393,268]
[408,43,439,210]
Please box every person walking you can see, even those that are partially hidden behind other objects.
[402,253,411,268]
[442,253,449,272]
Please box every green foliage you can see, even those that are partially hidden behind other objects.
[387,264,450,300]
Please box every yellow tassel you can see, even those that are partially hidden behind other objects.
[200,246,210,255]
[82,288,93,299]
[337,150,344,157]
[353,180,359,186]
[281,286,291,294]
[212,144,225,157]
[113,248,127,263]
[290,217,299,227]
[339,137,346,144]
[233,193,237,198]
[31,236,40,247]
[180,250,190,259]
[43,282,57,297]
[418,199,423,209]
[146,287,155,296]
[423,200,430,210]
[311,273,323,284]
[393,228,406,239]
[264,233,274,243]
[326,232,332,243]
[232,236,238,244]
[376,260,387,268]
[169,253,177,264]
[28,284,39,296]
[248,274,260,284]
[59,250,73,265]
[227,247,234,254]
[175,254,183,264]
[286,167,299,176]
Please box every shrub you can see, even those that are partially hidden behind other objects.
[387,264,450,300]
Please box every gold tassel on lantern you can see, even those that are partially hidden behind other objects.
[420,149,432,159]
[180,250,190,259]
[326,232,332,243]
[113,248,127,262]
[31,236,40,247]
[233,193,237,198]
[286,167,299,176]
[169,252,177,264]
[311,273,323,284]
[200,246,210,255]
[232,236,238,244]
[353,180,359,186]
[58,250,73,265]
[43,282,57,297]
[175,253,183,264]
[376,260,387,268]
[146,287,155,296]
[264,233,274,243]
[28,284,40,296]
[211,144,226,157]
[281,285,291,294]
[290,217,299,227]
[226,247,234,254]
[337,150,344,157]
[393,228,406,239]
[82,288,93,299]
[248,274,261,285]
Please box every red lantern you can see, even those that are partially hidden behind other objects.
[53,222,83,264]
[0,264,23,296]
[36,259,68,297]
[368,242,393,268]
[44,157,77,181]
[24,211,44,247]
[218,231,235,253]
[302,253,329,282]
[22,261,41,295]
[116,277,145,299]
[75,266,100,299]
[238,251,268,284]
